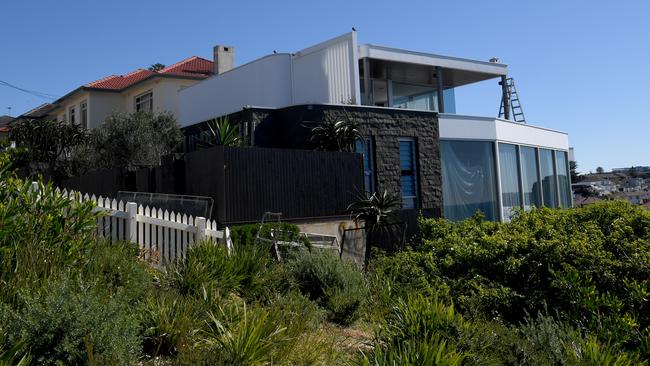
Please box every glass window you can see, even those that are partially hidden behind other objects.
[399,138,418,209]
[540,149,558,208]
[68,106,76,124]
[355,137,375,194]
[440,140,499,221]
[391,81,438,111]
[443,88,456,113]
[499,143,521,220]
[135,91,153,113]
[520,146,542,209]
[80,100,88,128]
[555,150,572,208]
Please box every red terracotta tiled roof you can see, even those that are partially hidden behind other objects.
[86,69,156,91]
[159,56,213,78]
[84,56,213,91]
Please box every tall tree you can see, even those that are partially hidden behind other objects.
[81,112,183,170]
[596,166,605,174]
[10,118,88,179]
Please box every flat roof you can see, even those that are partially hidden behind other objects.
[359,44,508,83]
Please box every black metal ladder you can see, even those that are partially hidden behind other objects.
[499,77,526,123]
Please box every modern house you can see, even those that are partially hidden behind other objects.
[178,31,572,222]
[13,54,229,129]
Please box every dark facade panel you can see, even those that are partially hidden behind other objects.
[249,105,442,213]
[184,146,363,224]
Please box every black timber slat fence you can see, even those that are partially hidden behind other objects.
[62,147,364,226]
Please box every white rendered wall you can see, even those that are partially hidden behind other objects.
[439,114,569,151]
[179,54,293,126]
[88,92,122,129]
[291,32,360,105]
[178,32,361,127]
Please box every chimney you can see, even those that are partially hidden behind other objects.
[213,45,234,74]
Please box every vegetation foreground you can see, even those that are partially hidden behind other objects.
[0,152,649,365]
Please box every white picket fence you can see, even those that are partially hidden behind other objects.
[35,182,232,264]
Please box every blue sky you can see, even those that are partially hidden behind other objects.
[1,0,648,172]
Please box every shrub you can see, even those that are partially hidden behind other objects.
[414,202,650,349]
[167,241,270,301]
[290,250,366,325]
[9,118,88,179]
[198,302,289,365]
[0,276,141,365]
[230,222,309,248]
[77,111,183,170]
[81,240,157,307]
[140,292,204,358]
[0,175,98,303]
[359,335,465,366]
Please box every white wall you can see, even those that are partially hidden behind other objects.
[439,114,569,150]
[179,54,293,126]
[88,92,122,129]
[291,32,360,106]
[122,78,194,117]
[178,32,361,127]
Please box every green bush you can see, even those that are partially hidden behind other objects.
[167,241,270,301]
[0,174,98,303]
[197,302,289,365]
[0,276,141,365]
[290,250,366,325]
[140,292,204,358]
[230,222,309,248]
[413,202,650,348]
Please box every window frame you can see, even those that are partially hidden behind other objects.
[398,137,419,209]
[68,105,76,124]
[134,90,153,113]
[80,100,88,128]
[355,136,376,194]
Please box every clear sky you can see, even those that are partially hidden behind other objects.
[1,0,648,172]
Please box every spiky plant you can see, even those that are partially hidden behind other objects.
[310,113,363,152]
[347,190,400,234]
[203,117,246,147]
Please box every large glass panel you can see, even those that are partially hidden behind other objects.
[355,137,375,194]
[391,81,438,111]
[499,143,521,220]
[540,149,558,208]
[372,79,389,107]
[519,146,541,209]
[556,150,572,208]
[399,138,418,209]
[440,140,499,221]
[443,88,456,113]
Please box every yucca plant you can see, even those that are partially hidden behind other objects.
[199,303,288,365]
[359,335,466,366]
[310,113,363,152]
[347,189,401,253]
[202,116,247,147]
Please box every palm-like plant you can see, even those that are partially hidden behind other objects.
[310,113,363,152]
[202,117,246,147]
[347,190,400,236]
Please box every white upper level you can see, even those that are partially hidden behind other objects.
[178,31,509,127]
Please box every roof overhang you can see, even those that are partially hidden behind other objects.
[358,44,508,88]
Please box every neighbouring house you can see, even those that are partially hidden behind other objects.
[12,50,233,128]
[0,115,13,140]
[178,31,572,223]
